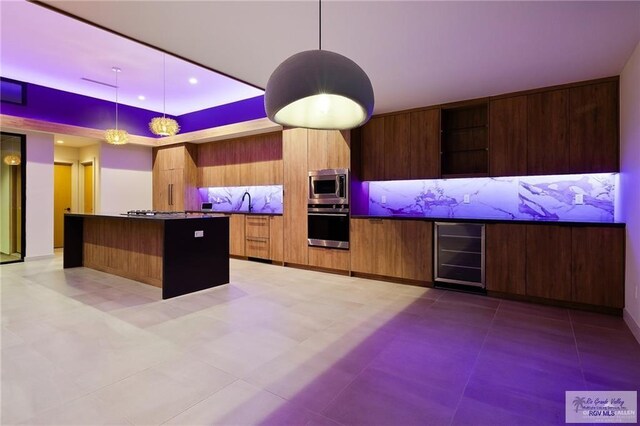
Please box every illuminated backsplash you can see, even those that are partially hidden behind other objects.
[199,185,283,214]
[367,173,617,223]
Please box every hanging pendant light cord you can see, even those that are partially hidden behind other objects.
[115,70,119,131]
[318,0,322,50]
[163,54,167,119]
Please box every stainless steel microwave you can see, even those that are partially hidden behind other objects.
[308,169,349,205]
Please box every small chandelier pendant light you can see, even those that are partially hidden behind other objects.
[149,54,180,137]
[265,0,374,130]
[104,67,129,145]
[3,154,20,166]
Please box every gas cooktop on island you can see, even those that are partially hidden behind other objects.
[124,210,186,216]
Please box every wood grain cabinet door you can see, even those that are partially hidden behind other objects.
[410,109,440,179]
[569,81,619,173]
[283,128,309,265]
[525,225,572,301]
[400,220,433,281]
[384,114,411,180]
[489,96,527,177]
[572,227,624,308]
[486,224,526,295]
[229,214,245,257]
[361,117,385,181]
[269,216,284,263]
[527,89,570,175]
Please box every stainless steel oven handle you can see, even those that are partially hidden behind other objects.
[308,213,349,217]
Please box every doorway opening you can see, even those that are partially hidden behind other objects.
[82,161,94,213]
[54,162,72,248]
[0,132,26,264]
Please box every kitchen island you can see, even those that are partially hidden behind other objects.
[64,213,229,299]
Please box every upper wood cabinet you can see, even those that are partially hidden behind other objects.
[410,109,440,179]
[361,117,385,181]
[153,144,198,211]
[569,81,619,173]
[307,130,351,171]
[198,132,283,187]
[525,80,618,176]
[441,103,489,177]
[360,110,440,181]
[489,96,527,177]
[383,114,411,180]
[527,89,571,175]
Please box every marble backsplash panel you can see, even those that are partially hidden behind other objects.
[368,173,616,223]
[199,185,283,214]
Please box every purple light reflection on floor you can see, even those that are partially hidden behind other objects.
[367,173,617,223]
[198,185,283,214]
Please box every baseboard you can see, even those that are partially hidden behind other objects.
[623,309,640,344]
[24,254,55,262]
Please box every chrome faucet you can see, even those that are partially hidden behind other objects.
[241,191,252,212]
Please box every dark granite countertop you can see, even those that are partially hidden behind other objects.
[187,211,283,216]
[350,215,625,227]
[65,212,229,220]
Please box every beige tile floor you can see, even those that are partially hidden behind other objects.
[1,253,639,425]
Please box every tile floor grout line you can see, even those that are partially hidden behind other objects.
[447,297,500,426]
[158,378,241,425]
[568,310,589,391]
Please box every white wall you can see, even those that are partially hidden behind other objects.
[620,39,640,340]
[99,143,152,213]
[25,131,55,259]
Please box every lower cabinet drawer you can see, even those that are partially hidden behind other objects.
[246,237,270,259]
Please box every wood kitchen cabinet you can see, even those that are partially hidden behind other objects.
[360,110,439,181]
[399,220,433,281]
[569,81,619,173]
[384,114,411,180]
[572,226,624,308]
[153,144,198,211]
[308,247,350,271]
[441,103,489,176]
[283,128,309,265]
[526,225,572,301]
[198,132,283,187]
[486,223,526,295]
[229,214,245,257]
[489,96,527,177]
[527,89,571,175]
[351,218,432,282]
[360,117,385,181]
[307,130,350,171]
[410,109,440,179]
[269,215,283,263]
[245,215,270,259]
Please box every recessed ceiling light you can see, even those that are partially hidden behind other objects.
[56,140,64,144]
[138,95,146,100]
[189,77,198,85]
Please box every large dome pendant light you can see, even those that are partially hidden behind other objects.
[149,54,180,137]
[104,67,129,145]
[264,0,374,130]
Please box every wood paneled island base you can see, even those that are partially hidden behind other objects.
[64,213,229,299]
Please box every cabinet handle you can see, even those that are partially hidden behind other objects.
[369,218,383,223]
[170,184,174,206]
[246,237,268,243]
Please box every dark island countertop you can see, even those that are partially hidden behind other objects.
[350,214,626,228]
[65,212,230,220]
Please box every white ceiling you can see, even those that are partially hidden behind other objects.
[0,1,263,115]
[34,0,640,116]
